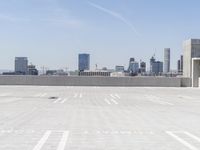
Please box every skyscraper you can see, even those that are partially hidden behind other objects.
[140,61,146,73]
[78,54,90,71]
[150,56,163,75]
[164,48,170,73]
[15,57,28,75]
[128,58,139,75]
[177,55,183,73]
[177,60,181,72]
[180,55,183,72]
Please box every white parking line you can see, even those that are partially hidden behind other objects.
[53,98,62,103]
[114,94,121,99]
[104,98,111,105]
[80,93,82,98]
[110,94,116,99]
[166,131,198,150]
[60,98,68,104]
[110,99,118,105]
[56,131,69,150]
[33,131,51,150]
[183,131,200,143]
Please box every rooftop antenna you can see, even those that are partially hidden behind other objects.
[154,49,156,58]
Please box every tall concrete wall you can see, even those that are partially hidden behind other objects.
[183,39,200,78]
[0,75,190,87]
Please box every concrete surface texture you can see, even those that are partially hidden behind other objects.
[0,76,191,87]
[0,86,200,150]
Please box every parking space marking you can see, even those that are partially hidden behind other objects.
[104,98,111,105]
[60,98,68,104]
[110,99,118,105]
[53,98,62,103]
[53,98,68,104]
[110,94,116,99]
[183,131,200,143]
[56,131,69,150]
[114,94,121,99]
[166,131,199,150]
[33,130,51,150]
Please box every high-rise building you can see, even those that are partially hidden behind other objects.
[140,61,146,73]
[78,54,90,71]
[183,39,200,77]
[177,55,183,73]
[128,58,139,75]
[177,60,181,72]
[164,48,170,73]
[150,56,163,75]
[15,57,28,75]
[180,55,183,72]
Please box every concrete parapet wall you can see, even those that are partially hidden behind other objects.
[0,75,191,87]
[180,77,192,87]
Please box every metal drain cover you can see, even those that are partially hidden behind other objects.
[48,97,58,99]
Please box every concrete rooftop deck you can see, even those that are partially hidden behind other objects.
[0,86,200,150]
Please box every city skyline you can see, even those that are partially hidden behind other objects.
[1,0,200,70]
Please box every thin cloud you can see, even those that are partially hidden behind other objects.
[40,18,83,28]
[88,1,140,36]
[0,14,31,22]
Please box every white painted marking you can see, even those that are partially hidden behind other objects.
[53,100,59,103]
[115,94,121,99]
[184,131,200,143]
[104,98,111,105]
[110,94,116,99]
[80,93,82,98]
[53,98,62,103]
[60,98,67,104]
[110,99,118,105]
[56,131,69,150]
[166,131,198,150]
[33,131,51,150]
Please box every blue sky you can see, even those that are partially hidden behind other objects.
[0,0,200,71]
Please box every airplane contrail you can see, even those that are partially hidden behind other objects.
[88,1,140,36]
